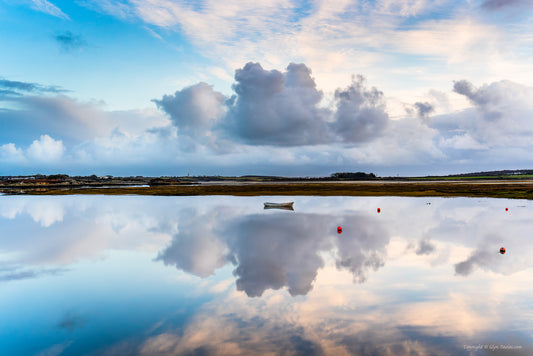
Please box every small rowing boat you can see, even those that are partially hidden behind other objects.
[264,201,294,210]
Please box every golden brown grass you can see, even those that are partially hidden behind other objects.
[6,181,533,199]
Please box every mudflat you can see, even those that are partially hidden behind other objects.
[4,180,533,199]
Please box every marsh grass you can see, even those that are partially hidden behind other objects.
[5,181,533,199]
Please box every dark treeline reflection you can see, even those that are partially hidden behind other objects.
[157,208,388,296]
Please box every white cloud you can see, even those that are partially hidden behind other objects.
[394,19,502,63]
[0,143,26,163]
[82,0,135,19]
[6,95,169,143]
[3,68,533,175]
[375,0,433,17]
[207,67,233,82]
[26,135,65,162]
[68,0,530,116]
[440,134,488,150]
[435,79,533,148]
[153,82,225,137]
[30,0,69,20]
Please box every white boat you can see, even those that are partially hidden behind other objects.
[264,201,294,210]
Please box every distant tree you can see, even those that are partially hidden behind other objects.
[331,172,376,180]
[149,177,181,185]
[48,174,69,180]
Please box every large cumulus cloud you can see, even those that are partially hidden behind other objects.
[26,134,65,162]
[453,79,504,121]
[432,79,533,152]
[153,82,225,137]
[150,72,533,173]
[223,62,331,146]
[331,75,389,143]
[152,82,227,151]
[4,68,533,176]
[155,62,390,147]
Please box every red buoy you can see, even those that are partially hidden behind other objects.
[500,247,506,254]
[377,208,381,213]
[505,208,508,211]
[337,226,342,234]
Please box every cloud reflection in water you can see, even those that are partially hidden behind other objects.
[158,209,388,297]
[1,196,532,355]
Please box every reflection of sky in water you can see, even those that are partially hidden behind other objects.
[0,195,532,355]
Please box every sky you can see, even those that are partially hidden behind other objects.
[1,0,533,177]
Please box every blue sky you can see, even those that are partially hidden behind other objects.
[1,0,533,176]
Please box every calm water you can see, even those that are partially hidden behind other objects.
[1,195,532,356]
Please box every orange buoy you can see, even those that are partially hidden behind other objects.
[337,226,342,234]
[377,208,381,213]
[500,247,506,254]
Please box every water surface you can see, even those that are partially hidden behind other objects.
[1,196,532,355]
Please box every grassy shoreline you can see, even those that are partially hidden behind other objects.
[3,180,533,199]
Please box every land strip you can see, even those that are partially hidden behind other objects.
[3,180,533,200]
